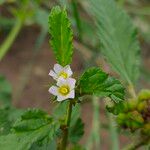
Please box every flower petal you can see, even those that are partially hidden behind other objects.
[49,70,57,80]
[57,95,67,101]
[54,64,63,74]
[67,90,75,99]
[67,78,76,90]
[64,65,73,77]
[56,78,67,87]
[48,86,58,96]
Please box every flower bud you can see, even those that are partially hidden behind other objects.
[137,101,146,112]
[138,89,150,102]
[142,123,150,135]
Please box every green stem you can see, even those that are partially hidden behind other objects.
[86,96,101,150]
[60,101,73,150]
[0,18,23,60]
[128,84,137,99]
[108,113,119,150]
[71,0,82,41]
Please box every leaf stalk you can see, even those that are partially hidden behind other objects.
[128,84,137,99]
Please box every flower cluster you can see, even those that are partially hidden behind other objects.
[48,64,76,102]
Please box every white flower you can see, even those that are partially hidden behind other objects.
[49,64,73,80]
[49,78,76,101]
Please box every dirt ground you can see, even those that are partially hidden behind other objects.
[0,26,149,149]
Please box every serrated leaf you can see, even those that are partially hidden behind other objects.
[0,108,59,150]
[106,102,125,115]
[0,75,12,107]
[49,6,73,66]
[0,107,24,135]
[78,67,125,103]
[88,0,140,84]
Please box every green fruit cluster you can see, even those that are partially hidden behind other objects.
[117,90,150,134]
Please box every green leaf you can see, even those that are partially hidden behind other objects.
[52,101,68,122]
[30,140,57,150]
[71,145,86,150]
[53,102,84,143]
[49,6,73,66]
[78,67,125,103]
[0,107,24,135]
[0,108,59,150]
[53,101,80,123]
[0,75,12,107]
[106,102,124,115]
[69,118,84,144]
[69,104,84,144]
[88,0,140,84]
[13,109,52,132]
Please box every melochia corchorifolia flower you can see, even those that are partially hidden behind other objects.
[49,78,76,101]
[49,64,73,80]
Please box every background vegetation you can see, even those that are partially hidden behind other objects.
[0,0,150,149]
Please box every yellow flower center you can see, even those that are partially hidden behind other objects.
[59,86,70,96]
[59,72,68,79]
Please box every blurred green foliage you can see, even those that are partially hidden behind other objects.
[0,75,12,107]
[0,0,149,149]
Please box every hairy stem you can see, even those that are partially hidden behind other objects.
[60,101,73,150]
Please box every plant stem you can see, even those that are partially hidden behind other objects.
[128,84,137,99]
[108,113,119,150]
[71,0,82,41]
[60,101,73,150]
[92,97,101,149]
[86,96,101,150]
[0,18,23,60]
